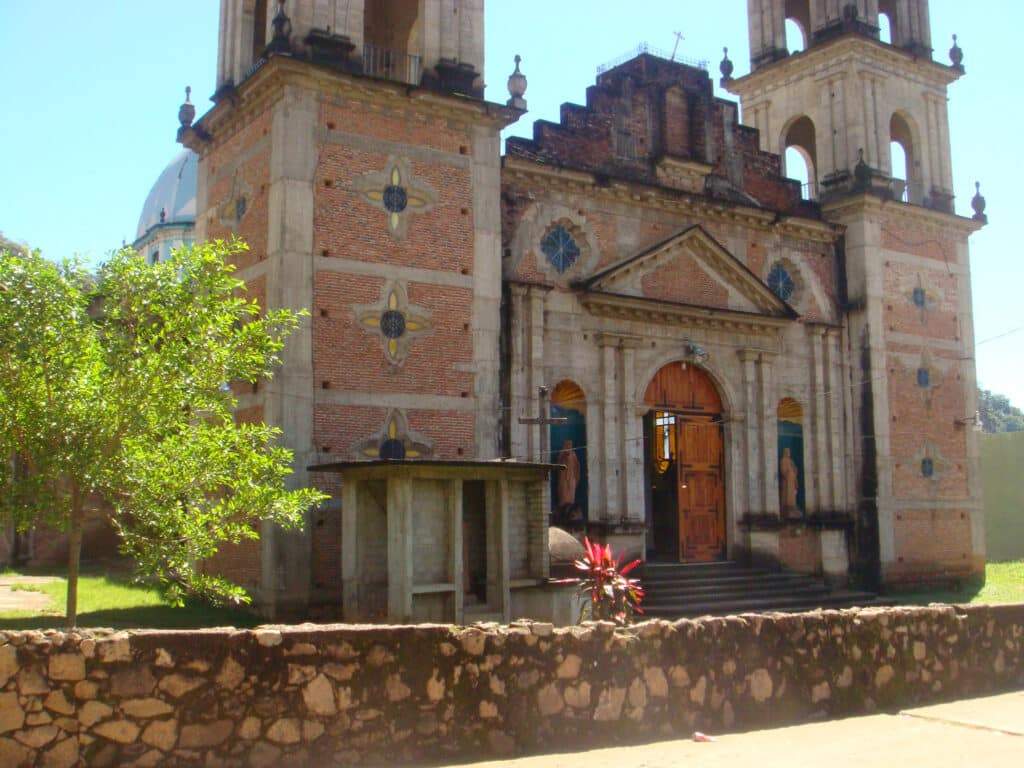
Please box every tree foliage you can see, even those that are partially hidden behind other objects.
[978,388,1024,434]
[0,240,326,623]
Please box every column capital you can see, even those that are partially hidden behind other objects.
[595,332,644,349]
[737,348,760,363]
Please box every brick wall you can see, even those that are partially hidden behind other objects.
[1,604,1021,766]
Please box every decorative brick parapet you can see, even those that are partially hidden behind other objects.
[1,604,1022,766]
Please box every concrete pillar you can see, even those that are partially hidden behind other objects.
[386,476,414,622]
[527,290,546,461]
[341,479,359,619]
[496,478,512,622]
[739,349,761,515]
[825,330,847,511]
[470,124,503,459]
[600,339,622,521]
[809,328,830,514]
[508,286,528,460]
[759,353,780,516]
[622,345,645,525]
[261,84,318,618]
[448,479,464,622]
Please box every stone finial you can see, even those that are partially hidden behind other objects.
[268,0,293,54]
[178,86,195,129]
[971,181,987,223]
[507,55,528,110]
[719,47,734,86]
[950,34,964,69]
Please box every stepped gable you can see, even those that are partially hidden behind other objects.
[505,53,814,216]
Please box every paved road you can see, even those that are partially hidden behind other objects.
[460,691,1024,767]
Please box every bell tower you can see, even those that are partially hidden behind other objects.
[728,0,987,587]
[183,0,516,617]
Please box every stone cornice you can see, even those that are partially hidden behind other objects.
[822,193,983,236]
[580,291,791,335]
[184,55,521,154]
[727,35,962,98]
[501,156,841,245]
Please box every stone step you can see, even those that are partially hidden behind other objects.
[643,590,881,619]
[641,572,812,589]
[643,581,830,604]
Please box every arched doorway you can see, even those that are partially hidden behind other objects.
[642,363,726,562]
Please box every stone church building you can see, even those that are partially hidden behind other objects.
[166,0,985,619]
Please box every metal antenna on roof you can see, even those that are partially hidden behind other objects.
[670,31,684,61]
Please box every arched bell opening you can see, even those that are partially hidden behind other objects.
[784,0,812,53]
[782,115,819,200]
[642,362,726,563]
[890,111,922,204]
[363,0,425,84]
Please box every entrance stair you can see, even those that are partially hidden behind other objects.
[640,561,880,619]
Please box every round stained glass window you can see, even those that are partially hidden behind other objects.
[380,309,407,339]
[383,185,408,213]
[379,438,407,460]
[767,263,796,302]
[541,225,581,274]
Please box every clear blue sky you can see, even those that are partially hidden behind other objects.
[1,1,1019,407]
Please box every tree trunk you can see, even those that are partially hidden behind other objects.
[66,486,83,628]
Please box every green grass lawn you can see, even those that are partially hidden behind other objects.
[889,560,1024,606]
[0,569,259,630]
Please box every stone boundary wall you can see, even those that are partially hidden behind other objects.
[1,604,1022,767]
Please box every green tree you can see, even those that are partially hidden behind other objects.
[0,240,326,626]
[978,388,1024,434]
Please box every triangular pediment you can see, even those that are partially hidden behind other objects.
[581,225,795,318]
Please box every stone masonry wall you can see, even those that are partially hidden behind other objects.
[1,604,1021,767]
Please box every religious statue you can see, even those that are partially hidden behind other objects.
[555,439,581,516]
[779,447,800,516]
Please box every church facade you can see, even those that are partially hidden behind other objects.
[177,0,985,619]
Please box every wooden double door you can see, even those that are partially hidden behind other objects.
[675,416,726,562]
[645,363,727,562]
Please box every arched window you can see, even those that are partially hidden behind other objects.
[778,398,805,516]
[890,112,918,203]
[782,116,818,199]
[550,381,588,528]
[878,0,899,45]
[784,0,812,53]
[877,12,893,45]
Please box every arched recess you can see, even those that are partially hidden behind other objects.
[782,115,819,199]
[777,398,805,516]
[252,0,268,59]
[550,380,588,528]
[642,363,726,562]
[785,0,812,52]
[890,111,922,203]
[364,0,424,82]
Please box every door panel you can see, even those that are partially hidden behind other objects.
[677,418,725,562]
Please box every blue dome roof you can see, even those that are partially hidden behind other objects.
[136,150,197,239]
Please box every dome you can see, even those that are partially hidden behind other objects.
[136,150,197,240]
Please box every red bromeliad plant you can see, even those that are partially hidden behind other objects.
[574,537,644,625]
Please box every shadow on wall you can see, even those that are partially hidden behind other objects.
[981,431,1024,561]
